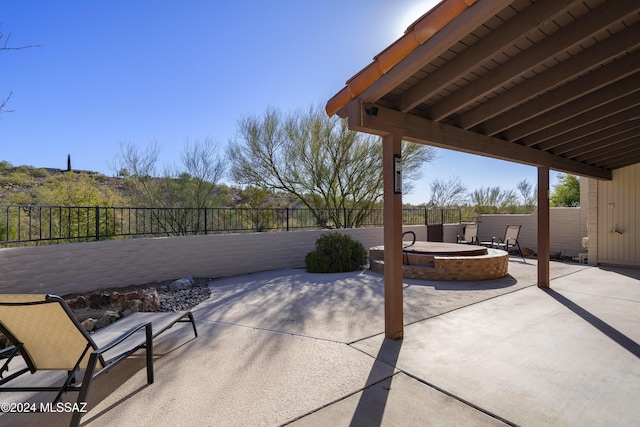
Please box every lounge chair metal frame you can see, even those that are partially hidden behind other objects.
[456,224,479,245]
[0,294,197,427]
[482,224,525,261]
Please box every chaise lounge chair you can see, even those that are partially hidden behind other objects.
[0,294,197,427]
[481,224,525,261]
[456,224,479,245]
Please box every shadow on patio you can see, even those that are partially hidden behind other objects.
[1,260,638,426]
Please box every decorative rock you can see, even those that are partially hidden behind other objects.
[66,295,88,310]
[124,291,139,301]
[111,291,122,307]
[95,311,121,329]
[142,288,160,312]
[63,276,210,324]
[159,286,210,312]
[169,276,195,292]
[81,318,97,332]
[99,291,110,307]
[89,294,103,310]
[122,299,142,312]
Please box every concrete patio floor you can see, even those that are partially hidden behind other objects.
[1,258,639,426]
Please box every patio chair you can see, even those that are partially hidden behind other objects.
[0,294,197,427]
[481,225,525,260]
[456,224,479,245]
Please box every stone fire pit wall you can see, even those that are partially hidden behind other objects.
[369,246,509,281]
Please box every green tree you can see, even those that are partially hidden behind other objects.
[43,173,110,206]
[227,105,435,227]
[550,174,580,207]
[237,186,276,231]
[470,186,518,214]
[34,172,125,241]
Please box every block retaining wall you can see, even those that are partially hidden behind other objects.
[0,226,427,296]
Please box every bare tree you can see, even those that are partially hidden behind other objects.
[114,140,161,178]
[428,176,468,207]
[1,30,40,51]
[1,27,41,116]
[178,138,226,208]
[0,92,14,115]
[114,139,226,206]
[516,179,537,212]
[227,105,436,227]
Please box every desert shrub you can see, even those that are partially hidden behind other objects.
[30,168,49,178]
[0,161,12,172]
[0,171,31,186]
[305,232,367,273]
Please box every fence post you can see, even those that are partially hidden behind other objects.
[343,207,347,228]
[204,207,208,235]
[286,208,290,231]
[95,206,100,241]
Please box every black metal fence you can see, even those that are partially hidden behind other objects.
[0,204,461,246]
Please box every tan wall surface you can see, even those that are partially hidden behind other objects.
[586,177,599,265]
[444,208,584,257]
[597,163,640,267]
[0,226,427,296]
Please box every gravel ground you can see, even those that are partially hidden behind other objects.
[157,284,212,312]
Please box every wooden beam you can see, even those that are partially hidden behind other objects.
[457,24,640,129]
[349,102,612,180]
[599,155,640,170]
[547,113,640,154]
[398,0,579,113]
[479,51,640,142]
[506,76,640,142]
[528,104,640,151]
[517,90,640,146]
[570,129,640,161]
[383,130,404,340]
[426,2,640,122]
[591,145,640,167]
[537,167,550,288]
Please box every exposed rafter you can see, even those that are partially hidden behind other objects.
[328,0,640,179]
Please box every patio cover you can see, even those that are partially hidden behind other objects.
[326,0,640,338]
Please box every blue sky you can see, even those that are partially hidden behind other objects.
[1,0,559,205]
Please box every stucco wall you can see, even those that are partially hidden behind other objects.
[444,208,584,257]
[0,226,427,296]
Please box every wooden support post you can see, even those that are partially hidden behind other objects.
[383,130,404,339]
[538,166,550,288]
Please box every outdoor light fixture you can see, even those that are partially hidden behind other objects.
[364,106,378,116]
[394,155,402,195]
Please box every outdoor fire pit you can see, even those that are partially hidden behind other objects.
[369,241,508,281]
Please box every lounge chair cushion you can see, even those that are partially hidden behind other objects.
[0,294,99,370]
